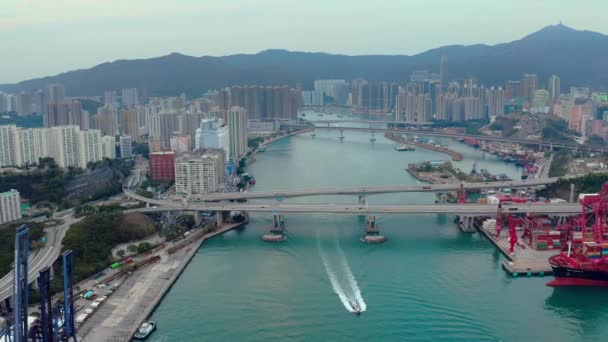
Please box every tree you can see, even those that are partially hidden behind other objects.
[177,214,195,229]
[137,242,151,254]
[127,244,138,253]
[587,135,605,147]
[117,250,126,258]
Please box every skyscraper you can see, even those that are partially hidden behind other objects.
[228,106,247,160]
[46,84,65,104]
[0,125,16,167]
[78,129,103,168]
[548,75,561,104]
[521,74,538,102]
[196,118,229,161]
[16,92,32,116]
[439,55,448,88]
[505,80,521,100]
[101,135,116,159]
[121,88,139,107]
[93,106,118,136]
[119,135,133,158]
[119,109,139,141]
[104,90,118,107]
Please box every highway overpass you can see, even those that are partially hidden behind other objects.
[129,202,581,216]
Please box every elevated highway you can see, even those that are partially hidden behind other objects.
[0,213,81,302]
[130,202,581,216]
[125,178,563,203]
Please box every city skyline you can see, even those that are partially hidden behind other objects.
[2,0,608,83]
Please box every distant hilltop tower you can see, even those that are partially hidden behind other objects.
[440,55,448,89]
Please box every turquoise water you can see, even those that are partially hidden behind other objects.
[149,116,608,341]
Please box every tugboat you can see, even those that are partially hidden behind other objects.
[395,145,415,151]
[134,320,156,340]
[350,301,362,316]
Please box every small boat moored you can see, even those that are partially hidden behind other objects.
[134,320,156,340]
[395,145,415,151]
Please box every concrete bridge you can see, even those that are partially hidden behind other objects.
[127,200,581,216]
[124,178,563,203]
[289,123,603,153]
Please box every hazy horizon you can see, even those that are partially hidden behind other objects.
[2,0,608,83]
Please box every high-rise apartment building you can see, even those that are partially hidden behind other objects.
[101,135,116,159]
[46,84,65,104]
[0,189,21,224]
[104,90,118,107]
[1,124,109,168]
[149,151,176,181]
[93,106,118,136]
[180,112,205,147]
[195,118,229,161]
[439,55,448,88]
[175,149,226,195]
[521,74,538,102]
[229,85,300,120]
[16,92,32,116]
[548,75,561,104]
[157,112,179,149]
[78,129,103,168]
[486,87,505,117]
[121,88,139,107]
[0,93,8,113]
[33,90,45,115]
[301,91,324,106]
[44,100,87,129]
[228,106,247,160]
[119,135,133,158]
[0,125,16,167]
[314,80,348,105]
[505,80,521,100]
[119,109,139,141]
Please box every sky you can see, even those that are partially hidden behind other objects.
[1,0,607,83]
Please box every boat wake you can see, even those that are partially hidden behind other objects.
[317,232,367,313]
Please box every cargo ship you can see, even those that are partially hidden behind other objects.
[547,242,608,287]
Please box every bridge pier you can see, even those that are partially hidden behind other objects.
[458,216,477,233]
[339,129,345,141]
[457,183,466,204]
[361,215,386,243]
[369,131,376,142]
[436,193,448,204]
[193,211,202,227]
[358,194,367,206]
[569,183,575,203]
[216,211,223,227]
[262,214,286,242]
[311,128,316,137]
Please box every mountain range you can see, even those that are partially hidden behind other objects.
[1,24,607,97]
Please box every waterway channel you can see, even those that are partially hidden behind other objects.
[149,111,608,341]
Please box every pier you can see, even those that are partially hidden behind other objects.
[78,219,248,341]
[478,223,554,277]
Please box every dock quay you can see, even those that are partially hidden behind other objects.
[477,223,555,277]
[385,132,463,161]
[78,220,247,341]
